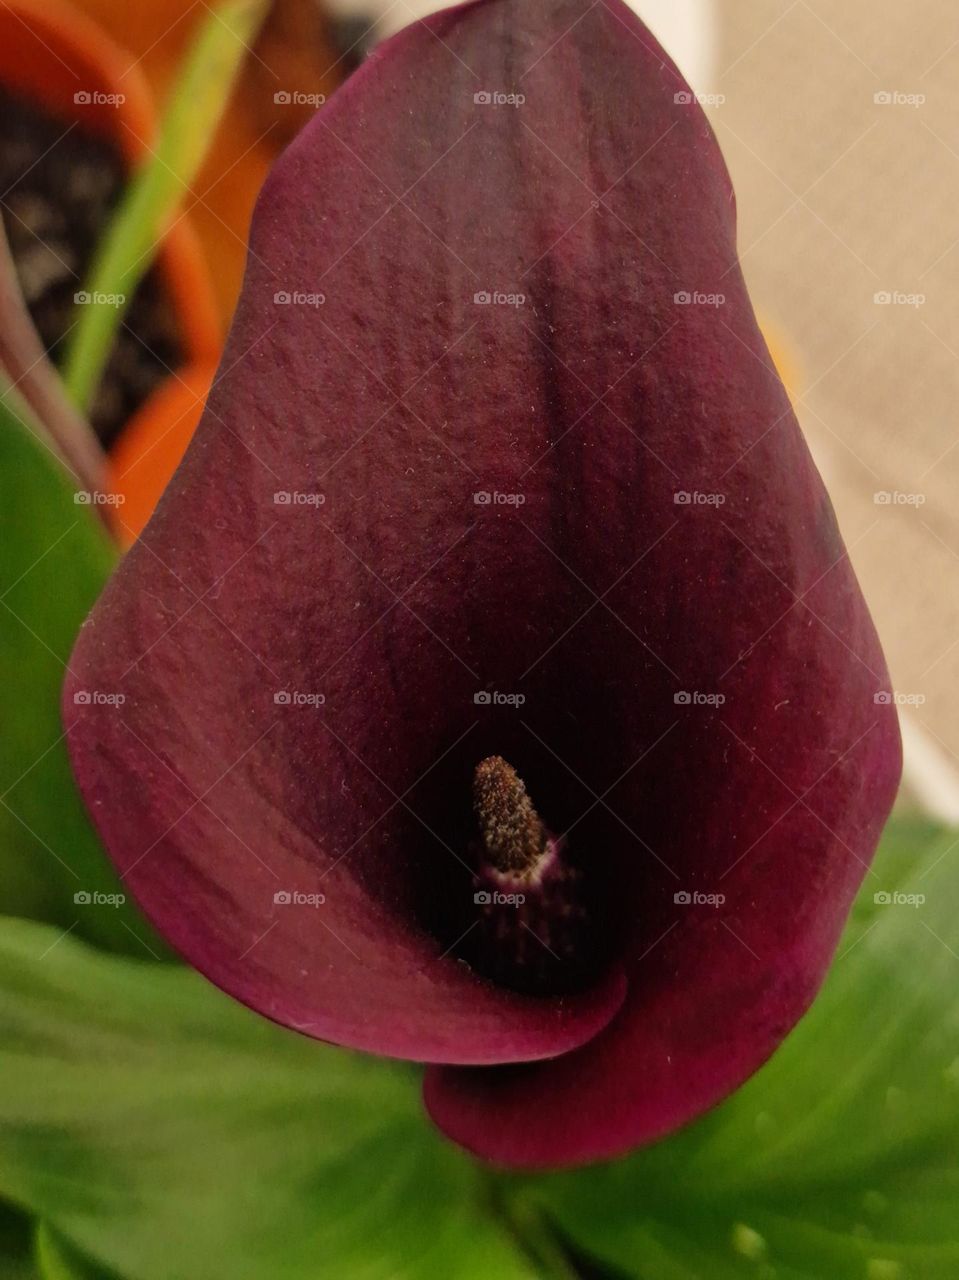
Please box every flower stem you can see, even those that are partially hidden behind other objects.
[486,1179,584,1280]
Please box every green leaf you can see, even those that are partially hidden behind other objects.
[0,917,537,1280]
[0,1202,41,1279]
[0,389,166,956]
[62,0,270,410]
[35,1223,116,1280]
[524,815,959,1279]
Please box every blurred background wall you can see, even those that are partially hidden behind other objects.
[710,1,959,820]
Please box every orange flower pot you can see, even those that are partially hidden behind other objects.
[2,0,345,540]
[107,360,216,544]
[69,0,344,331]
[0,0,221,531]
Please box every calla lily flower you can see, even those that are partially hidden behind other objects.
[65,0,901,1169]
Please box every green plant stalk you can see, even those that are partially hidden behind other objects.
[0,219,105,497]
[488,1182,584,1280]
[62,0,270,411]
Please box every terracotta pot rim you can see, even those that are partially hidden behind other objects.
[0,0,221,376]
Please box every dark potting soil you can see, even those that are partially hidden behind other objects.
[0,85,183,448]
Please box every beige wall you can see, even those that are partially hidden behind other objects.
[713,1,959,809]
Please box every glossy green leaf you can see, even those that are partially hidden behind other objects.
[0,917,536,1280]
[62,0,270,410]
[0,389,166,956]
[525,815,959,1279]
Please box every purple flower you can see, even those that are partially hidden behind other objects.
[65,0,901,1169]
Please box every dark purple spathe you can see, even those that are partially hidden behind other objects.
[65,0,901,1168]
